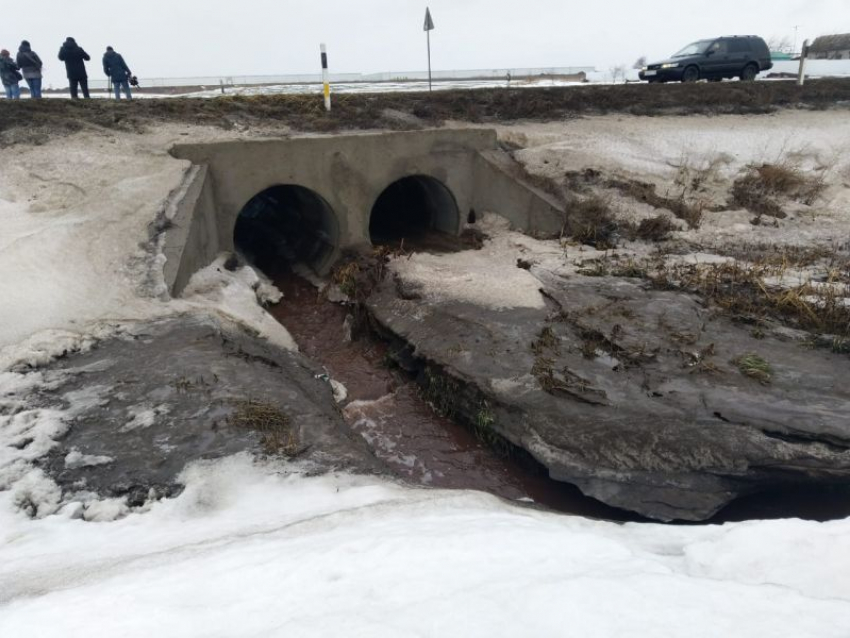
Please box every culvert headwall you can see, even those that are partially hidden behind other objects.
[165,129,564,295]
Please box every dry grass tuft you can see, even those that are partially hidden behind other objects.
[633,215,677,242]
[565,195,619,249]
[332,261,361,298]
[649,258,850,339]
[734,353,773,384]
[607,178,704,229]
[228,399,298,456]
[730,163,827,219]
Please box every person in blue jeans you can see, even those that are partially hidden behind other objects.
[16,41,43,98]
[103,46,132,100]
[0,49,22,99]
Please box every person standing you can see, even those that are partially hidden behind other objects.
[103,46,132,100]
[0,50,22,100]
[16,41,43,98]
[58,37,91,99]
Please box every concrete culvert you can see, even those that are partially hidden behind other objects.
[234,185,338,273]
[369,175,460,245]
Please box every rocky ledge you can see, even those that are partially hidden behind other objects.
[366,262,850,521]
[20,316,379,512]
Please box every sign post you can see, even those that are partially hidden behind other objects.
[321,43,331,111]
[797,39,809,86]
[424,7,435,92]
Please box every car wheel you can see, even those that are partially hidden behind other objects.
[740,63,759,82]
[682,66,699,83]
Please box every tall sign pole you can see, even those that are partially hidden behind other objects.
[424,7,435,92]
[798,39,810,87]
[321,43,331,111]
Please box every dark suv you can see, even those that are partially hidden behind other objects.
[639,36,773,83]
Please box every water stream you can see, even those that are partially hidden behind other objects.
[260,262,850,524]
[266,264,644,520]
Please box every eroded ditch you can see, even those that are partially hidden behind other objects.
[251,247,850,525]
[265,260,645,521]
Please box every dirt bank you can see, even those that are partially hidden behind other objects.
[2,79,850,145]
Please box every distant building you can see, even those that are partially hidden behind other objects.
[809,34,850,60]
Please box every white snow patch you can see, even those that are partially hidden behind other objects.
[330,379,348,403]
[390,222,547,310]
[64,450,114,470]
[0,455,848,636]
[81,498,130,523]
[121,404,170,432]
[181,255,297,352]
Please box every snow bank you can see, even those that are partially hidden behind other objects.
[0,141,184,359]
[389,217,547,311]
[0,454,848,637]
[180,255,296,351]
[0,130,300,371]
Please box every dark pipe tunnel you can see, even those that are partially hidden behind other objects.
[234,176,460,273]
[234,185,338,273]
[369,175,460,246]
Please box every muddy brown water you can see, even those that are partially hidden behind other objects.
[264,262,850,524]
[267,264,642,520]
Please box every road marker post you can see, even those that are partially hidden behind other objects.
[424,7,435,92]
[797,39,809,86]
[321,43,331,111]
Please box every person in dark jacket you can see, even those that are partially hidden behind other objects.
[103,46,132,100]
[16,41,43,98]
[58,37,91,99]
[0,49,21,100]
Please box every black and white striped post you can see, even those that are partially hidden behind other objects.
[424,7,435,92]
[320,43,331,111]
[797,40,810,87]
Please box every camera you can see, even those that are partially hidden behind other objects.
[129,75,139,87]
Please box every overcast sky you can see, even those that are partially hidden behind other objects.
[3,0,845,86]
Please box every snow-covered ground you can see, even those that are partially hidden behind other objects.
[2,454,849,637]
[2,113,850,635]
[496,110,850,248]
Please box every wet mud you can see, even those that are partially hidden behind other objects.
[268,265,642,520]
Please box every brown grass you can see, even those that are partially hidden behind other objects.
[733,353,773,385]
[730,163,828,219]
[633,215,677,242]
[565,195,619,249]
[606,178,703,229]
[649,259,850,338]
[228,399,298,456]
[3,79,850,145]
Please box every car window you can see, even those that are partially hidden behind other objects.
[728,40,752,53]
[672,40,713,57]
[709,41,728,54]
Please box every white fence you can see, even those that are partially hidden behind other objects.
[766,59,850,78]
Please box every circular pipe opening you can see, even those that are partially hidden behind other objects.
[234,185,338,273]
[369,175,460,245]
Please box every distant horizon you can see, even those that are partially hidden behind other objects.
[3,0,844,89]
